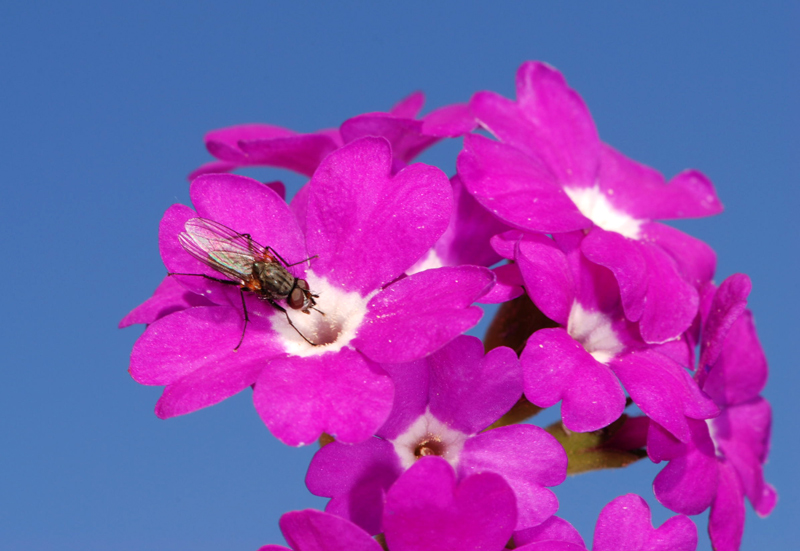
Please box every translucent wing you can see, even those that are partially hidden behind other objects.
[179,218,266,283]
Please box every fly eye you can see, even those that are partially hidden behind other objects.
[288,287,305,310]
[297,279,309,291]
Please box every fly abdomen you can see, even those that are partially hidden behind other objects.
[254,261,296,298]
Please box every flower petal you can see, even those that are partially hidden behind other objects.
[611,350,718,443]
[459,425,567,529]
[698,273,752,373]
[458,134,591,233]
[521,328,625,432]
[253,348,393,446]
[428,336,521,434]
[649,419,718,515]
[354,266,493,364]
[471,61,600,187]
[580,228,647,323]
[119,276,213,328]
[277,509,384,551]
[306,137,452,294]
[237,132,341,177]
[708,461,746,551]
[382,456,517,551]
[640,223,716,289]
[190,173,308,266]
[306,438,402,535]
[593,494,697,551]
[130,305,279,386]
[513,516,585,548]
[637,242,699,344]
[421,103,477,137]
[434,175,508,268]
[516,234,576,325]
[712,398,774,514]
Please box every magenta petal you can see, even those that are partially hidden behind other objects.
[640,223,716,289]
[205,123,295,162]
[155,348,264,419]
[306,137,451,294]
[516,234,576,325]
[651,169,724,220]
[264,180,287,200]
[278,509,383,551]
[610,350,718,443]
[581,228,647,323]
[514,516,585,548]
[478,263,525,304]
[428,337,521,434]
[421,103,477,137]
[119,276,213,328]
[637,242,699,344]
[376,359,430,440]
[187,160,238,181]
[708,461,745,551]
[306,438,402,535]
[521,328,625,432]
[390,91,425,118]
[712,398,774,513]
[340,114,438,164]
[593,494,697,551]
[458,135,591,233]
[253,349,393,446]
[354,266,493,363]
[459,425,567,529]
[703,311,768,405]
[596,144,722,221]
[698,273,752,372]
[471,62,600,186]
[236,133,340,177]
[190,173,308,265]
[382,456,517,551]
[491,229,524,259]
[435,175,508,268]
[649,419,718,515]
[130,305,278,386]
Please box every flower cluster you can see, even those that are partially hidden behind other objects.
[122,61,775,550]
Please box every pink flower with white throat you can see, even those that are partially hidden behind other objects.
[126,137,494,446]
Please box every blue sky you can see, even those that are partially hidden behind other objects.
[1,2,797,550]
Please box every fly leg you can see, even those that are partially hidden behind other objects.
[267,298,319,346]
[168,272,248,351]
[265,247,318,268]
[168,272,240,286]
[234,287,248,351]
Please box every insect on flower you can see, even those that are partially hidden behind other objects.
[170,217,322,349]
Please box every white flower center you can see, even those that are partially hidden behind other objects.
[406,248,445,276]
[268,270,376,357]
[391,409,469,470]
[706,418,723,458]
[567,302,624,364]
[564,184,643,239]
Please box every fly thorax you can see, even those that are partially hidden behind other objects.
[254,261,295,297]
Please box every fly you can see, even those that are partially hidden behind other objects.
[170,217,322,350]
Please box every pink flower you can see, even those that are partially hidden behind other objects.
[514,494,698,551]
[126,137,494,446]
[306,335,566,533]
[493,229,717,439]
[647,274,776,551]
[191,91,476,180]
[458,61,721,343]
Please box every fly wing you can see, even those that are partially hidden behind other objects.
[179,218,264,283]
